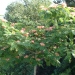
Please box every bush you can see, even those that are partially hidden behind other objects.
[0,5,75,75]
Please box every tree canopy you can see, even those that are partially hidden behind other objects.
[4,0,51,23]
[65,0,75,6]
[5,2,25,22]
[1,0,75,75]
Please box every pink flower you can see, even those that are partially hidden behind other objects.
[31,30,37,33]
[37,26,44,29]
[70,12,75,17]
[36,58,41,61]
[34,32,38,36]
[16,40,20,43]
[11,23,15,27]
[0,18,7,22]
[45,26,53,31]
[20,28,26,33]
[23,32,29,37]
[40,42,45,46]
[55,53,59,56]
[6,58,10,61]
[24,55,29,58]
[49,3,58,8]
[2,25,6,29]
[53,46,57,49]
[61,2,67,8]
[40,5,48,10]
[1,47,7,51]
[31,40,35,44]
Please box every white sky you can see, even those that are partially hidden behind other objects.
[0,0,17,15]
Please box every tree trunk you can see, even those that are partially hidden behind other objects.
[34,65,37,75]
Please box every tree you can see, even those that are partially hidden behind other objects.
[5,2,25,22]
[3,1,75,75]
[65,0,75,6]
[5,0,51,23]
[1,5,75,75]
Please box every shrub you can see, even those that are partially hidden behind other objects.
[0,5,75,75]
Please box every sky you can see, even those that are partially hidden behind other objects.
[0,0,17,15]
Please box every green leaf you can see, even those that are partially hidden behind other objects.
[72,50,75,58]
[72,30,75,35]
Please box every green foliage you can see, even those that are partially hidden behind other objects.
[5,2,25,22]
[66,0,75,7]
[1,3,75,75]
[4,0,51,23]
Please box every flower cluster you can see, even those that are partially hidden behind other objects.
[40,5,48,10]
